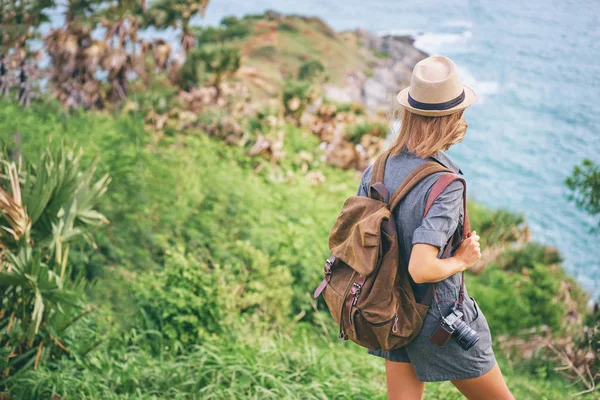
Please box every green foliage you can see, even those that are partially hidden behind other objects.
[373,50,391,59]
[276,20,299,32]
[566,158,600,229]
[181,45,241,93]
[144,0,208,31]
[334,101,366,115]
[136,247,223,345]
[0,142,109,381]
[297,60,325,82]
[178,48,206,91]
[0,99,592,397]
[250,45,278,59]
[195,15,252,45]
[282,78,312,125]
[468,203,525,247]
[468,262,566,335]
[345,121,389,145]
[6,323,581,399]
[495,242,562,272]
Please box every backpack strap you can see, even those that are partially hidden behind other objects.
[421,173,471,308]
[388,162,452,212]
[369,151,390,186]
[424,174,471,235]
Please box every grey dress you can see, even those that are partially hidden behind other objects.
[359,148,496,382]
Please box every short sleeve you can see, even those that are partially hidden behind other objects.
[412,180,464,250]
[356,164,373,197]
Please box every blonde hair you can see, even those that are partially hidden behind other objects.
[389,109,467,158]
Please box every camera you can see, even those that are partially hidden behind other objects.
[429,306,480,350]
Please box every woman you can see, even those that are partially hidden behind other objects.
[357,56,514,400]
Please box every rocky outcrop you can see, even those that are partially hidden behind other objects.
[324,31,428,114]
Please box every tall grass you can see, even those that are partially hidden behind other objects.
[0,100,591,398]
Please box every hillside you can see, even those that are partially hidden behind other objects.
[214,11,427,113]
[0,100,592,399]
[0,9,598,400]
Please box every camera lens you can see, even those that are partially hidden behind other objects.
[452,319,480,351]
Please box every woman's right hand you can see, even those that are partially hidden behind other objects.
[454,231,481,270]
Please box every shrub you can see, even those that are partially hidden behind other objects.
[250,45,278,59]
[297,60,325,82]
[345,121,389,144]
[180,45,241,96]
[195,16,252,45]
[496,243,562,273]
[468,263,566,335]
[0,143,109,380]
[335,102,366,115]
[136,247,223,345]
[566,159,600,230]
[276,20,299,32]
[282,79,311,125]
[468,203,525,247]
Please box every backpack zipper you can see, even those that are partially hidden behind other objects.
[369,313,399,332]
[338,271,358,340]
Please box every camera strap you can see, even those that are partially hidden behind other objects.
[423,173,470,318]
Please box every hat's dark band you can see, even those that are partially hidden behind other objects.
[407,90,465,111]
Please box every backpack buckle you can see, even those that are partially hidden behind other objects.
[351,282,362,305]
[324,256,335,275]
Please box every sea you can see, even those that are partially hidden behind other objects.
[191,0,600,300]
[44,1,600,299]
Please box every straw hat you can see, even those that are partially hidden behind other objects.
[397,55,477,117]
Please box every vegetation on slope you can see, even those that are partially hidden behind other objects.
[0,3,598,398]
[0,100,596,399]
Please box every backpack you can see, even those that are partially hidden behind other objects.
[313,151,470,352]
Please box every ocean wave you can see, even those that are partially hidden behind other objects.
[377,29,422,37]
[413,31,473,54]
[460,66,499,99]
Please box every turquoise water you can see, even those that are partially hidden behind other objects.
[195,1,600,298]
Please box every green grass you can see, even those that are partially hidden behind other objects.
[8,323,582,399]
[0,99,592,398]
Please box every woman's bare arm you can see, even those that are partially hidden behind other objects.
[408,231,481,284]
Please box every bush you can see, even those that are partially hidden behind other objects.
[250,45,278,59]
[345,121,389,144]
[0,143,109,380]
[297,60,325,82]
[468,263,566,335]
[335,102,366,115]
[195,16,252,45]
[136,247,223,345]
[496,243,562,273]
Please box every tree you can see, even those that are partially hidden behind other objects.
[98,0,146,102]
[145,0,210,54]
[44,0,106,109]
[0,0,55,106]
[566,159,600,229]
[182,45,240,97]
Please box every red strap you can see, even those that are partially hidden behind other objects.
[424,173,470,237]
[424,173,470,310]
[313,278,328,298]
[313,255,336,298]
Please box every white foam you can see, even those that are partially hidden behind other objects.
[378,29,421,37]
[459,66,499,99]
[413,31,472,55]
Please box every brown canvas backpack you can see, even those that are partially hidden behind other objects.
[313,151,470,352]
